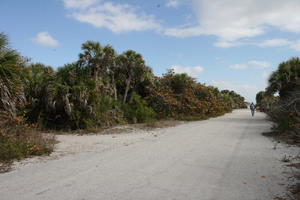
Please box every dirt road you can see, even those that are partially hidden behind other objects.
[0,110,299,200]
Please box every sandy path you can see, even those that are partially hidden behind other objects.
[0,109,299,200]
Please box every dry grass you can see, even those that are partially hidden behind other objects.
[135,120,183,130]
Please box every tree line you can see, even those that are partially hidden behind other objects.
[0,33,247,130]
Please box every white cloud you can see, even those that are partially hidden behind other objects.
[166,0,180,8]
[230,60,270,70]
[64,0,101,9]
[258,38,291,47]
[165,0,300,43]
[164,26,203,38]
[212,80,257,91]
[214,40,242,48]
[171,65,204,77]
[211,38,300,51]
[33,32,59,47]
[64,0,160,33]
[214,37,300,51]
[289,40,300,51]
[257,38,300,51]
[211,80,264,103]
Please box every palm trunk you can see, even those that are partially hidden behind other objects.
[128,90,134,104]
[112,75,117,101]
[123,77,131,104]
[93,67,98,82]
[93,64,101,91]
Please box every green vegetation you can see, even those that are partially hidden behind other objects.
[256,57,300,143]
[0,33,246,162]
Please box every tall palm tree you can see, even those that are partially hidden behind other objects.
[0,33,23,116]
[103,45,118,100]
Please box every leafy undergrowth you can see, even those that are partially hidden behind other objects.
[0,111,55,173]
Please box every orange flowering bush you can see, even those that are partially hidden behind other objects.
[147,70,245,120]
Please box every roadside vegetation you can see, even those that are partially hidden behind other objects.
[256,57,300,144]
[0,32,246,164]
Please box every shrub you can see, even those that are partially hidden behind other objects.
[266,93,300,138]
[123,93,156,123]
[257,57,300,143]
[0,111,55,162]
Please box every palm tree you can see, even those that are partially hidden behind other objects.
[103,45,118,100]
[267,71,280,95]
[25,63,55,122]
[0,33,24,116]
[116,50,145,104]
[277,58,300,97]
[267,57,300,98]
[78,41,105,84]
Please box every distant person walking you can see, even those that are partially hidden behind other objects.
[250,102,255,116]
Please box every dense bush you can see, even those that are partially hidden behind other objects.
[147,70,246,120]
[256,57,300,143]
[123,93,156,123]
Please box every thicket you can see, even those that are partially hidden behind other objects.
[0,33,246,161]
[256,57,300,144]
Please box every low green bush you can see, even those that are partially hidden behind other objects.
[123,93,156,123]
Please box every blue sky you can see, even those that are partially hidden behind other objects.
[1,0,300,102]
